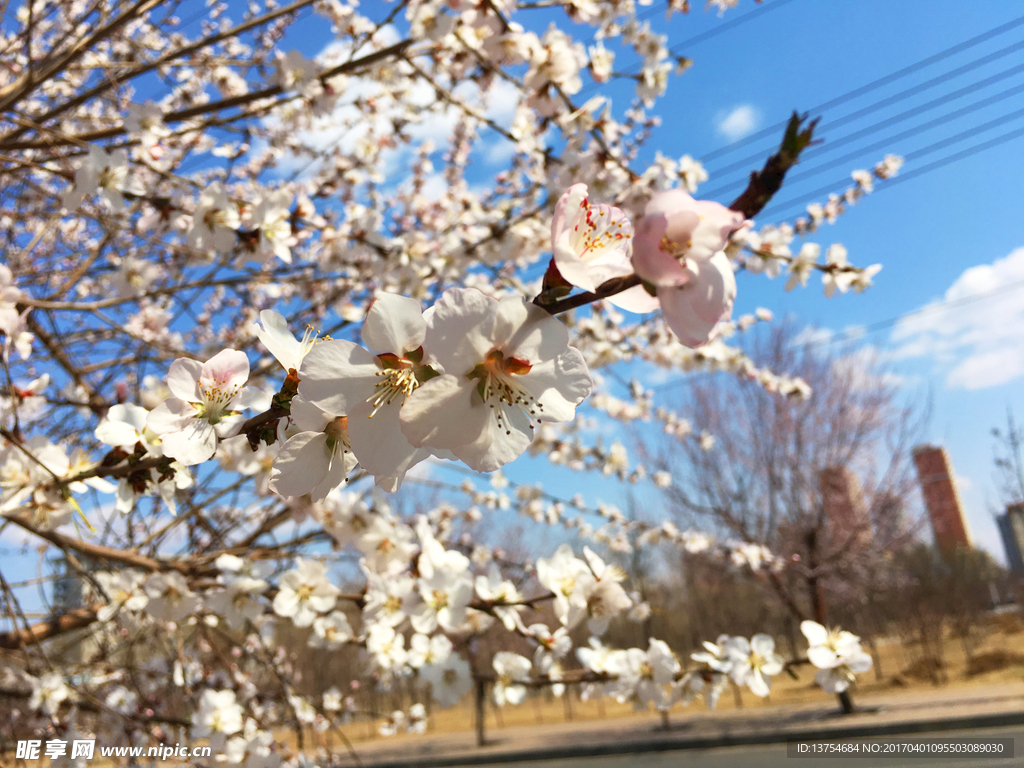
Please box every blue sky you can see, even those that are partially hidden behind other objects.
[646,0,1024,559]
[8,0,1024,602]
[444,0,1024,561]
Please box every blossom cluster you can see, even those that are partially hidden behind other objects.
[801,620,874,694]
[0,0,902,763]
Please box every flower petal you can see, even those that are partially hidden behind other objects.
[493,296,570,364]
[361,293,426,357]
[270,431,331,498]
[347,398,430,480]
[299,339,381,415]
[520,350,592,423]
[750,633,775,657]
[147,398,194,435]
[631,213,692,287]
[95,419,141,447]
[449,403,534,473]
[311,448,357,502]
[400,374,487,450]
[289,395,332,432]
[255,310,301,371]
[808,646,839,669]
[800,620,828,646]
[606,283,661,314]
[421,288,495,374]
[166,358,203,402]
[847,652,873,674]
[159,416,218,466]
[200,349,250,391]
[747,669,771,697]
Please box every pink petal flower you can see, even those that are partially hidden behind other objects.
[551,184,633,296]
[656,251,736,348]
[632,190,744,287]
[199,349,250,393]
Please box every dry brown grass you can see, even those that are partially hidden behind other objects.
[333,616,1024,747]
[88,617,1024,766]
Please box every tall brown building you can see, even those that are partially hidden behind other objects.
[997,502,1024,574]
[912,445,971,551]
[820,466,872,546]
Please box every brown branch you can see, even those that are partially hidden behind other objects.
[1,39,416,151]
[9,517,184,574]
[728,111,820,220]
[0,606,98,649]
[0,0,320,147]
[0,0,164,114]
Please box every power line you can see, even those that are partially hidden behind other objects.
[698,14,1024,164]
[785,90,1024,186]
[662,0,799,51]
[799,64,1024,160]
[704,82,1024,201]
[763,114,1024,219]
[649,278,1024,392]
[702,77,1024,200]
[707,56,1024,183]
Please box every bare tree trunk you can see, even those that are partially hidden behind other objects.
[812,576,855,714]
[475,679,486,747]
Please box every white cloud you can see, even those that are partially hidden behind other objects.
[890,247,1024,390]
[716,105,759,141]
[790,324,866,348]
[830,346,905,390]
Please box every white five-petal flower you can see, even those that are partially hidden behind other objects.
[147,350,254,466]
[401,288,593,473]
[300,293,435,489]
[492,651,532,706]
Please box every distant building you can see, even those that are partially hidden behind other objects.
[820,466,872,546]
[872,490,909,549]
[997,503,1024,575]
[51,555,86,613]
[49,555,100,664]
[912,445,971,551]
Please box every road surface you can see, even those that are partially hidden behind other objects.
[476,725,1024,768]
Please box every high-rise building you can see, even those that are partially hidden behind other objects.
[872,490,908,549]
[912,445,971,551]
[820,466,871,546]
[997,502,1024,574]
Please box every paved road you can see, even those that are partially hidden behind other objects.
[477,726,1024,768]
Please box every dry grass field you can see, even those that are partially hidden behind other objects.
[333,612,1024,747]
[81,613,1024,766]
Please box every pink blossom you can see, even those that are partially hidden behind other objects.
[631,190,744,287]
[550,185,657,311]
[147,350,254,465]
[656,251,737,348]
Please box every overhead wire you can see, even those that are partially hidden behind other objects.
[706,35,1024,182]
[702,79,1024,201]
[763,116,1024,220]
[698,13,1024,164]
[708,56,1024,182]
[576,0,801,99]
[648,277,1024,392]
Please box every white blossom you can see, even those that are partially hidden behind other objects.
[492,652,532,706]
[272,558,340,627]
[401,288,592,473]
